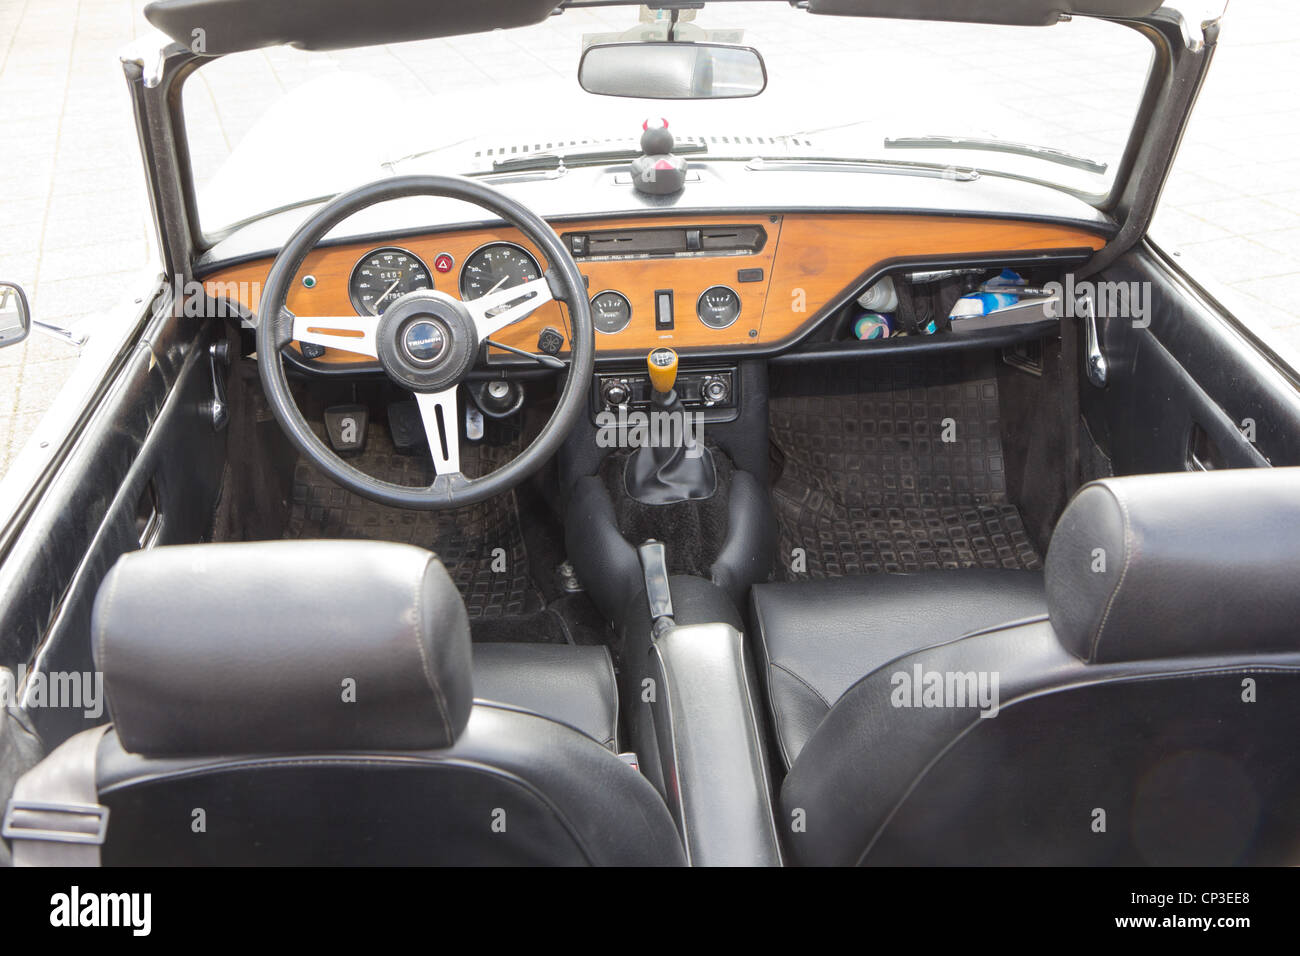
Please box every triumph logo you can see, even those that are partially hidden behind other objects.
[401,319,448,365]
[50,886,151,936]
[890,664,1001,718]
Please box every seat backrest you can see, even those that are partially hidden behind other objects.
[86,540,684,866]
[779,468,1300,866]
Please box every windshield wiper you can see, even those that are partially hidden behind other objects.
[884,136,1107,175]
[745,156,980,182]
[490,141,707,173]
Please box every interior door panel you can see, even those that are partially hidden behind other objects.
[1082,244,1300,476]
[0,305,228,747]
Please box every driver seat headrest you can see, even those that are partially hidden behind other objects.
[92,540,472,757]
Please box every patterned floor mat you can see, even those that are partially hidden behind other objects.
[770,354,1041,578]
[285,423,544,620]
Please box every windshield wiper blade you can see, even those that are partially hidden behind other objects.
[745,156,980,182]
[884,136,1107,175]
[491,141,707,173]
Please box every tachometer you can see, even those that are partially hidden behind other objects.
[348,247,433,316]
[459,242,542,302]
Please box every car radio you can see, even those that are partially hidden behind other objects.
[593,365,737,418]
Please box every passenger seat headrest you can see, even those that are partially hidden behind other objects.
[1045,467,1300,664]
[93,540,472,757]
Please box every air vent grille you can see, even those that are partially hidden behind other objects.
[472,134,813,159]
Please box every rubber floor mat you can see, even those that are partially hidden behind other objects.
[770,354,1041,578]
[285,423,545,620]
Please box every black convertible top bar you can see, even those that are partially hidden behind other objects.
[143,0,560,55]
[806,0,1163,27]
[144,0,1170,56]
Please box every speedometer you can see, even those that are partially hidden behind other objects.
[459,242,542,301]
[349,247,432,316]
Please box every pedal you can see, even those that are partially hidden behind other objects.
[323,404,368,454]
[465,401,484,441]
[387,400,424,454]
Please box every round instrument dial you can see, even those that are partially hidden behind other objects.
[348,247,433,316]
[459,242,542,302]
[590,290,632,334]
[697,285,742,329]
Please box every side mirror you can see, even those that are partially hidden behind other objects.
[0,282,31,349]
[578,42,767,100]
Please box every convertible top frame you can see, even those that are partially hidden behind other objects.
[122,2,1218,292]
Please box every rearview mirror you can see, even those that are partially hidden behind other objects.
[578,42,767,100]
[0,282,31,349]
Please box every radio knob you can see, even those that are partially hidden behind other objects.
[701,376,730,405]
[602,380,631,407]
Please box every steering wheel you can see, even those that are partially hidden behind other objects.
[256,175,594,510]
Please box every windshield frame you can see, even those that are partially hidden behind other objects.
[160,6,1171,254]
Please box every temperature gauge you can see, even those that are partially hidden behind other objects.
[697,286,741,329]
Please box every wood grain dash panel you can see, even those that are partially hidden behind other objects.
[200,212,1105,365]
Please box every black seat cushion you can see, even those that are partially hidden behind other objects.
[750,569,1046,768]
[97,703,683,866]
[472,643,619,751]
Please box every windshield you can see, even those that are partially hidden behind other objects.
[182,2,1155,235]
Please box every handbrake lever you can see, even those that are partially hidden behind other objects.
[637,540,675,638]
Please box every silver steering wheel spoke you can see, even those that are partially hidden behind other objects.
[290,310,379,358]
[415,387,461,477]
[464,276,553,337]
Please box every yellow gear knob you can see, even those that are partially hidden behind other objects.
[647,347,679,394]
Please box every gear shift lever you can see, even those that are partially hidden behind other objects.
[647,346,679,399]
[624,347,717,504]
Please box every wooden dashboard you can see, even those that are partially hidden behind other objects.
[201,212,1105,365]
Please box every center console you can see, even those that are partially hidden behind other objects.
[561,347,781,864]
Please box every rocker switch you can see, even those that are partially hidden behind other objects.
[654,290,674,330]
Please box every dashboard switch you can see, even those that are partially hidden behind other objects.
[654,290,674,330]
[538,326,565,355]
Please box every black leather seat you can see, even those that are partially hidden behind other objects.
[751,570,1045,768]
[51,539,682,865]
[472,643,619,751]
[757,468,1300,865]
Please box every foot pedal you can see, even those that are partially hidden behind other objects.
[324,404,368,454]
[387,400,424,455]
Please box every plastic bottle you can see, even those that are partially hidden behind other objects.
[856,277,898,313]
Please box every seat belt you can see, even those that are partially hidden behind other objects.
[2,724,110,867]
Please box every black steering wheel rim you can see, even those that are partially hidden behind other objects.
[256,174,594,510]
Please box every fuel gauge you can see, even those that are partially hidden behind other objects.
[591,290,632,334]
